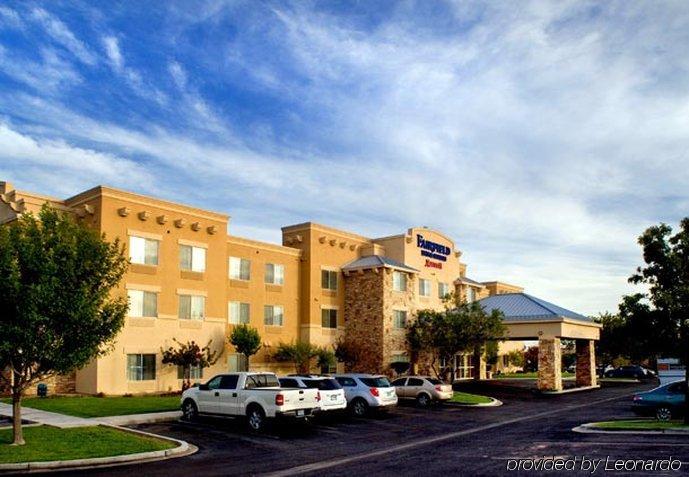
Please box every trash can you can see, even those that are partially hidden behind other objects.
[37,383,48,398]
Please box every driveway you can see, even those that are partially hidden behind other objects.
[46,382,688,476]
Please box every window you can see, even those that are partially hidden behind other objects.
[228,302,250,324]
[391,378,407,386]
[279,378,300,388]
[219,375,239,389]
[360,377,392,388]
[229,257,251,280]
[408,378,424,386]
[392,271,407,292]
[179,245,206,272]
[303,378,342,390]
[264,305,284,326]
[179,295,205,320]
[127,354,156,381]
[205,375,222,390]
[467,287,476,303]
[127,290,157,317]
[228,354,248,372]
[129,236,159,266]
[244,374,280,389]
[419,278,431,297]
[438,282,450,299]
[393,310,407,329]
[321,270,338,290]
[335,377,357,387]
[265,263,285,285]
[177,364,203,380]
[321,308,338,329]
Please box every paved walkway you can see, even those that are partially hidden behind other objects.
[0,403,181,428]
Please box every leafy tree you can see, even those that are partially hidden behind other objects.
[594,312,629,366]
[316,347,336,374]
[0,206,128,445]
[390,361,410,375]
[229,325,262,369]
[161,338,220,391]
[459,302,506,380]
[625,218,689,423]
[523,346,539,372]
[334,337,364,371]
[272,341,320,373]
[507,350,525,368]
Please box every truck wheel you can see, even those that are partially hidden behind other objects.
[416,393,431,408]
[656,407,673,422]
[182,399,198,422]
[350,398,368,417]
[247,406,266,432]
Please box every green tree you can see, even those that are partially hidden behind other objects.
[229,325,262,369]
[334,337,364,371]
[161,338,221,391]
[272,341,323,374]
[594,312,629,366]
[507,350,525,368]
[316,347,336,374]
[625,218,689,423]
[523,346,539,372]
[0,206,128,445]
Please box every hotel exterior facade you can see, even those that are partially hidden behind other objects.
[1,181,539,395]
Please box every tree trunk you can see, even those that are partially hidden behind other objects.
[12,390,24,446]
[473,346,482,381]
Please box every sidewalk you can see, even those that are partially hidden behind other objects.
[0,402,181,428]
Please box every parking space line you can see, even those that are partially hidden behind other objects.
[263,392,638,477]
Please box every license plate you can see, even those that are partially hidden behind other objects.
[331,395,338,401]
[387,390,395,397]
[296,410,304,416]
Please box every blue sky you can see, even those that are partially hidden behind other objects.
[1,1,688,314]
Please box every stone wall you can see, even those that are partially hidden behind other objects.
[344,269,386,373]
[575,339,597,387]
[1,372,76,397]
[537,337,562,391]
[382,270,417,375]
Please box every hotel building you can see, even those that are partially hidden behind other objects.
[0,180,597,394]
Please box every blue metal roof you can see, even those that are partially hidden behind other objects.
[477,293,592,323]
[341,255,418,273]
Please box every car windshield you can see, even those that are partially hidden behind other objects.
[360,377,391,388]
[303,378,342,390]
[427,378,443,385]
[245,374,280,389]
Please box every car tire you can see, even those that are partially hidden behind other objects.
[350,398,368,417]
[416,393,431,408]
[247,405,266,432]
[656,407,673,422]
[181,399,198,422]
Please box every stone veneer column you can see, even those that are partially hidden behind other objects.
[538,337,562,392]
[575,339,597,387]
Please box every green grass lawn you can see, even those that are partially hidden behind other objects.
[0,425,174,463]
[592,419,689,431]
[0,395,180,418]
[495,372,574,379]
[449,392,493,405]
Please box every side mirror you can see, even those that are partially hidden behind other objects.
[199,384,209,391]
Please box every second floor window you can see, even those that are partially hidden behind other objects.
[229,257,251,280]
[419,278,431,297]
[179,245,206,272]
[265,263,284,285]
[438,282,450,299]
[392,271,407,292]
[228,301,250,324]
[264,305,284,326]
[321,269,338,290]
[393,310,407,329]
[321,308,338,328]
[179,295,205,320]
[127,290,157,318]
[129,236,159,265]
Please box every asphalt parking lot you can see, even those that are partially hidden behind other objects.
[53,382,689,477]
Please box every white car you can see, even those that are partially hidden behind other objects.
[332,374,398,416]
[181,372,320,432]
[279,375,347,412]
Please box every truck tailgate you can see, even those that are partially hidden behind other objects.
[279,388,319,411]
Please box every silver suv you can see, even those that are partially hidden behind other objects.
[333,374,398,416]
[391,376,453,407]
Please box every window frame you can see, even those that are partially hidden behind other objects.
[127,289,158,318]
[392,271,407,292]
[178,294,205,320]
[129,236,159,266]
[393,309,407,329]
[321,308,338,329]
[265,263,285,285]
[228,301,250,325]
[229,256,251,280]
[127,354,156,381]
[264,305,284,326]
[419,278,431,297]
[321,269,338,291]
[179,245,206,273]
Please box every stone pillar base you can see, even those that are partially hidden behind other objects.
[538,337,562,392]
[575,339,597,387]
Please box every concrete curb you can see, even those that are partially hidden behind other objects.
[446,397,503,407]
[0,425,196,474]
[573,422,689,435]
[541,385,601,395]
[94,411,181,426]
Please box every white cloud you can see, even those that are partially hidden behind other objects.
[30,7,96,65]
[102,36,123,71]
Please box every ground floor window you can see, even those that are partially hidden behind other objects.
[177,364,203,380]
[321,308,338,328]
[455,354,474,379]
[264,305,284,326]
[228,353,248,372]
[127,354,156,381]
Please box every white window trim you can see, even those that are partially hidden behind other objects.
[229,257,251,280]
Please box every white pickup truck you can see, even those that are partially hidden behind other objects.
[181,372,320,431]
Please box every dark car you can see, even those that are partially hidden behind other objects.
[604,365,656,380]
[632,380,686,421]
